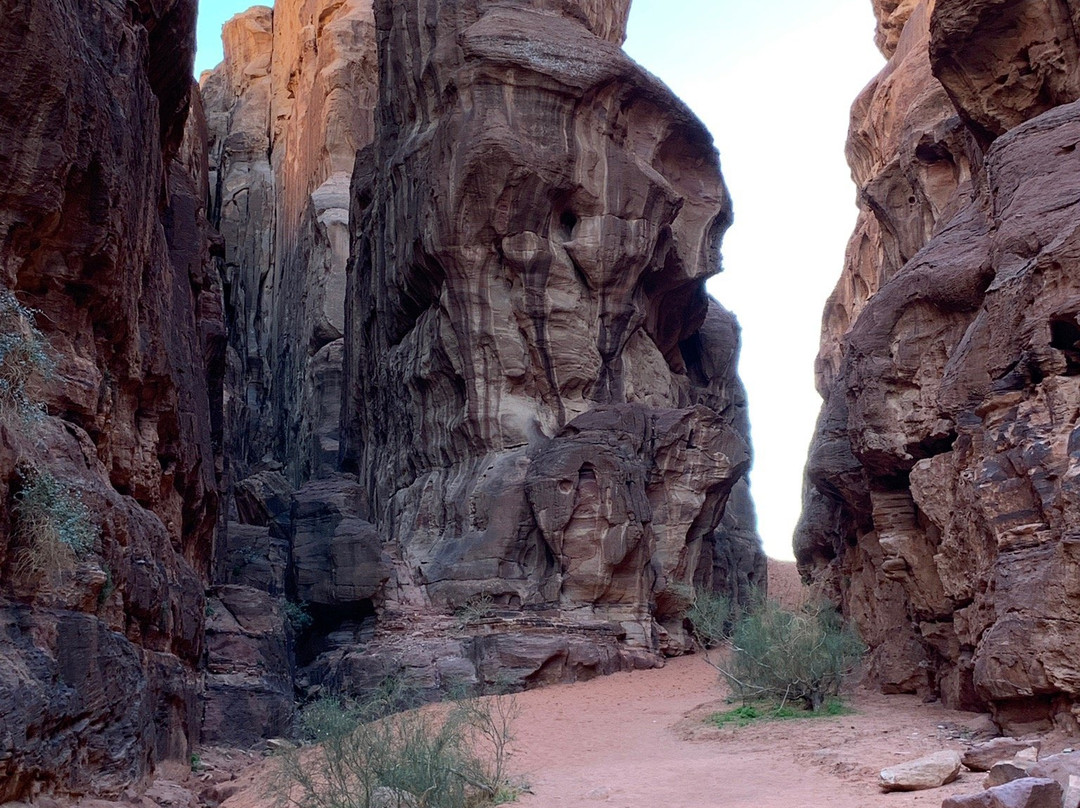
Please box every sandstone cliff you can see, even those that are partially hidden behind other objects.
[0,0,222,797]
[332,0,762,691]
[800,0,1080,732]
[204,0,763,710]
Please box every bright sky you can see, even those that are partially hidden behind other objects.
[193,1,884,560]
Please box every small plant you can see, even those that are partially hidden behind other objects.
[283,599,314,633]
[454,593,496,629]
[685,588,738,648]
[722,598,865,711]
[190,753,203,772]
[708,697,853,728]
[275,678,521,808]
[13,467,98,578]
[450,691,520,799]
[97,564,116,608]
[0,290,54,422]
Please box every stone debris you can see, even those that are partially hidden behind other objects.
[942,777,1062,808]
[965,740,1042,773]
[879,749,962,791]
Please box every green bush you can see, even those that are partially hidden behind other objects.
[283,599,314,633]
[276,682,520,808]
[685,588,738,647]
[13,467,98,578]
[723,598,865,711]
[0,290,54,421]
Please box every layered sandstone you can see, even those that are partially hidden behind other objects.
[339,0,762,689]
[800,0,1080,731]
[200,0,378,740]
[204,0,761,707]
[203,0,376,487]
[0,0,222,797]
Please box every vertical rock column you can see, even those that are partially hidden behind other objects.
[0,0,223,797]
[342,0,763,682]
[201,0,379,744]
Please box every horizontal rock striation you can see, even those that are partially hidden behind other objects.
[0,0,222,797]
[799,0,1080,731]
[339,0,762,690]
[203,0,761,736]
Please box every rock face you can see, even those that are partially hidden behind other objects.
[0,0,222,799]
[200,0,378,742]
[799,0,1080,730]
[203,0,761,710]
[340,0,760,683]
[202,0,376,487]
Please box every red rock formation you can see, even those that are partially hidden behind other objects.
[800,0,1080,731]
[339,0,762,692]
[0,0,222,797]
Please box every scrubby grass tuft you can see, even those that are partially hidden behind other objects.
[709,698,854,728]
[275,678,522,808]
[13,467,98,578]
[0,290,54,422]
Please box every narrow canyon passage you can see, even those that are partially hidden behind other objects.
[508,656,989,808]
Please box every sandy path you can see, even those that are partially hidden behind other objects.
[211,563,1000,808]
[509,655,985,808]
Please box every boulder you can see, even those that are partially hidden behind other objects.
[965,740,1042,773]
[943,778,1062,808]
[880,749,963,791]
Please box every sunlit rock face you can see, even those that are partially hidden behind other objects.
[0,0,222,797]
[800,0,1080,732]
[203,0,376,487]
[340,0,763,681]
[200,0,378,744]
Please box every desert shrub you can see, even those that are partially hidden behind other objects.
[685,588,739,647]
[454,593,496,629]
[276,682,520,808]
[723,598,865,711]
[13,467,98,578]
[0,290,54,421]
[283,599,314,633]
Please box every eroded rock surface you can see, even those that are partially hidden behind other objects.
[340,0,761,684]
[800,0,1080,731]
[0,0,222,797]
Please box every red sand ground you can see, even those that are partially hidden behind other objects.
[204,561,1024,808]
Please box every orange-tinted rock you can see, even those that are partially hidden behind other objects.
[800,0,1080,730]
[930,0,1080,144]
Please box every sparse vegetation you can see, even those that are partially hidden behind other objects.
[275,679,522,808]
[708,698,853,728]
[13,467,98,578]
[0,290,54,422]
[283,598,314,633]
[686,589,865,712]
[685,588,738,647]
[454,593,496,629]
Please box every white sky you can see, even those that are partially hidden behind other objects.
[194,1,885,560]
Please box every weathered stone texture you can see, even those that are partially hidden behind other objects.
[800,0,1080,730]
[204,0,376,487]
[340,0,760,676]
[0,0,221,797]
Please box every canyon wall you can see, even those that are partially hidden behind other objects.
[205,0,763,708]
[800,0,1080,732]
[336,0,761,687]
[0,0,222,798]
